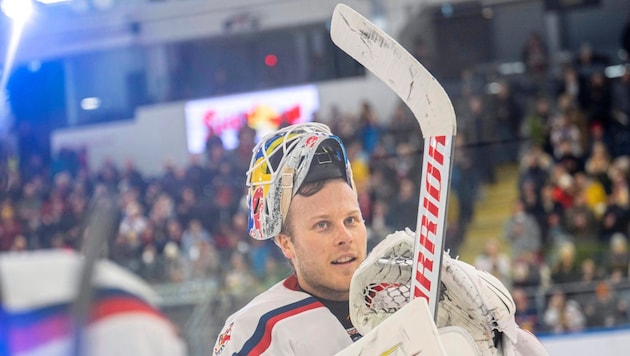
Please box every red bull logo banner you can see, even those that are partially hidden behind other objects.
[185,84,319,152]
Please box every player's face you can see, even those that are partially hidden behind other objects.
[278,180,367,301]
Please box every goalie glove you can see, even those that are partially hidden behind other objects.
[439,247,520,356]
[349,229,549,356]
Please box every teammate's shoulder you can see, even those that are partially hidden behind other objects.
[1,249,158,310]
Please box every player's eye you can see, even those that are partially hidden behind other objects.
[314,221,330,231]
[345,215,363,226]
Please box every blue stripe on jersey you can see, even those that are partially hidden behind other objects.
[4,288,145,327]
[236,296,322,355]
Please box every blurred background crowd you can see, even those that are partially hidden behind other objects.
[1,0,630,354]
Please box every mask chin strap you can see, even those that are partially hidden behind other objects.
[279,168,295,223]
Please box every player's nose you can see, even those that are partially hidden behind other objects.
[334,224,354,245]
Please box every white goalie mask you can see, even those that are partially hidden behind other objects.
[246,122,355,240]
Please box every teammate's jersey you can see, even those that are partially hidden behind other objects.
[213,275,357,356]
[0,250,186,356]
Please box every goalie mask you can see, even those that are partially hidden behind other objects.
[246,122,354,240]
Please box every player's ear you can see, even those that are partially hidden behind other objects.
[275,233,294,259]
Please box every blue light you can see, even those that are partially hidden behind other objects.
[0,0,34,90]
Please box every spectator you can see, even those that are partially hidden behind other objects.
[230,125,257,188]
[550,241,581,286]
[542,288,586,333]
[518,145,552,194]
[186,237,220,281]
[175,186,206,229]
[148,192,176,231]
[247,237,278,281]
[185,154,207,196]
[474,238,512,286]
[62,188,90,250]
[95,158,120,192]
[503,200,542,260]
[545,212,573,260]
[521,96,552,155]
[113,201,148,273]
[555,66,584,108]
[513,287,540,333]
[464,95,497,184]
[223,251,257,306]
[574,258,600,308]
[119,200,148,242]
[574,43,609,82]
[520,179,544,230]
[386,178,419,231]
[366,166,396,208]
[583,280,628,328]
[549,110,583,162]
[564,191,599,257]
[554,139,584,176]
[612,66,630,121]
[357,100,382,156]
[8,234,28,251]
[15,180,43,247]
[611,66,630,156]
[209,158,242,227]
[159,160,180,199]
[582,71,613,132]
[540,182,565,223]
[489,79,522,164]
[119,159,146,196]
[573,172,607,219]
[452,134,480,233]
[604,232,630,278]
[392,141,422,181]
[142,180,164,213]
[459,68,485,102]
[512,251,543,290]
[598,171,630,243]
[181,218,212,260]
[549,166,575,210]
[387,102,421,148]
[521,32,549,93]
[162,240,187,282]
[205,135,228,188]
[164,217,184,248]
[367,199,394,250]
[256,256,291,291]
[0,201,24,251]
[584,140,613,195]
[346,140,370,199]
[36,189,69,248]
[137,221,161,282]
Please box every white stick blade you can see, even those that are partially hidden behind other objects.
[330,3,456,137]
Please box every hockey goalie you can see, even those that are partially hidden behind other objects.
[338,229,549,356]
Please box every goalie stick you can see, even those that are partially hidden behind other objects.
[330,3,456,319]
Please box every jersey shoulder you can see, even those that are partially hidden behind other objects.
[214,276,350,356]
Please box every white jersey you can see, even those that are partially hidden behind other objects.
[213,275,356,356]
[0,250,186,356]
